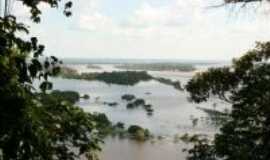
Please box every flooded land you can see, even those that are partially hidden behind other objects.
[48,62,228,160]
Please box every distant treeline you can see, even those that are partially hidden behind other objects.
[115,63,196,72]
[60,67,183,90]
[87,64,102,69]
[61,67,152,85]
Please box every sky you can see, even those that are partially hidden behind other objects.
[13,0,270,60]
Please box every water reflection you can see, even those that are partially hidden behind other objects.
[99,137,187,160]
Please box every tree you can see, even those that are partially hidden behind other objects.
[224,0,265,4]
[217,0,266,6]
[0,0,102,159]
[185,42,270,160]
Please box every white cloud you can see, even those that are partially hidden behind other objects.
[78,13,114,31]
[12,0,270,60]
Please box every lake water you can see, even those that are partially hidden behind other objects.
[49,64,227,160]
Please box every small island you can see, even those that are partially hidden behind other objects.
[37,90,153,142]
[121,94,136,101]
[91,113,153,141]
[60,69,153,86]
[123,95,154,116]
[154,77,183,91]
[60,66,184,91]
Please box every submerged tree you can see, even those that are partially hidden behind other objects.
[0,0,102,160]
[185,42,270,160]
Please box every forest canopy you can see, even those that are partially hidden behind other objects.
[185,42,270,160]
[0,0,104,159]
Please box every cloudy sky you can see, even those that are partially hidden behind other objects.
[14,0,270,60]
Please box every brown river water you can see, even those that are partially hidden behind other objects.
[49,64,227,160]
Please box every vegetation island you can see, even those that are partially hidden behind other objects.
[38,90,153,141]
[61,68,152,85]
[122,94,154,116]
[60,66,184,91]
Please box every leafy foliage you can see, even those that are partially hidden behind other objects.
[185,42,270,160]
[17,0,73,22]
[181,134,216,160]
[0,0,102,159]
[127,125,151,141]
[38,90,80,105]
